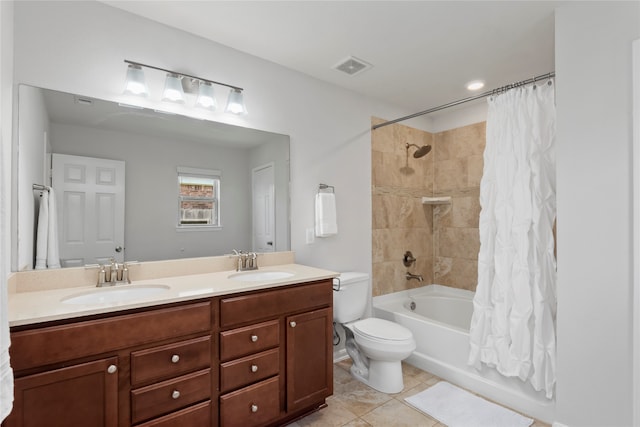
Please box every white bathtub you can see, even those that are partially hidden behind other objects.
[373,284,556,424]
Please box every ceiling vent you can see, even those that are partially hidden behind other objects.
[333,56,373,77]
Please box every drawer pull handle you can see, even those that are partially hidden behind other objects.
[107,365,117,374]
[172,390,180,400]
[250,334,258,342]
[251,404,258,413]
[171,354,180,363]
[290,321,297,328]
[251,364,258,373]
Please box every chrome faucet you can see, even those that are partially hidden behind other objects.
[406,272,423,282]
[97,259,132,287]
[232,250,258,271]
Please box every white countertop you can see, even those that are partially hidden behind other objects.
[9,264,338,327]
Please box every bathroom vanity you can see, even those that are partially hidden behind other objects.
[2,263,335,427]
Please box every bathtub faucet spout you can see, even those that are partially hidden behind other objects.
[406,272,423,282]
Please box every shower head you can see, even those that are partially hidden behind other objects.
[406,143,432,159]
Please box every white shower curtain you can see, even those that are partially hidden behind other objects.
[468,81,557,399]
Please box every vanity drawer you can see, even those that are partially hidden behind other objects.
[11,301,212,371]
[131,369,211,425]
[135,400,212,427]
[131,336,211,386]
[219,376,280,427]
[220,348,279,393]
[220,280,332,328]
[220,320,279,361]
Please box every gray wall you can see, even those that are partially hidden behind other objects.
[555,3,640,426]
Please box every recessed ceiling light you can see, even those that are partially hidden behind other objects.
[466,80,485,91]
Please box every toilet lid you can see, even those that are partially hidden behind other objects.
[353,318,413,341]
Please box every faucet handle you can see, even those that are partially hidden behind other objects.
[97,265,106,286]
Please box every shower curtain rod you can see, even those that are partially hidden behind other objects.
[372,72,555,130]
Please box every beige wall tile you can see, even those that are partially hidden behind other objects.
[434,121,486,161]
[451,195,481,228]
[434,158,467,192]
[467,154,484,188]
[435,257,478,291]
[438,227,480,260]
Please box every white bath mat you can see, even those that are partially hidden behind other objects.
[404,381,533,427]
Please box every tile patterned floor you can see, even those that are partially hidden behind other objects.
[287,359,551,427]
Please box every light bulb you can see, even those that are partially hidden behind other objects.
[123,64,149,97]
[195,81,217,110]
[162,73,185,103]
[225,88,247,115]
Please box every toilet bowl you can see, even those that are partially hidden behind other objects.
[343,317,416,393]
[334,272,416,394]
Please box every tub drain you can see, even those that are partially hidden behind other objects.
[409,301,416,311]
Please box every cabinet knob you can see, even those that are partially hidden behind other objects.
[171,354,180,363]
[251,404,258,413]
[290,321,297,328]
[172,390,180,400]
[107,364,117,374]
[250,334,258,342]
[251,364,258,373]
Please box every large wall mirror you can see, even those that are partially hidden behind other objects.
[13,85,290,271]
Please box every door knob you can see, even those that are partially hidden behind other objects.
[290,321,297,328]
[107,365,117,374]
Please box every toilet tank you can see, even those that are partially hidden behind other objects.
[333,272,370,323]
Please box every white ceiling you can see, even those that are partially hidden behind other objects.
[102,1,558,114]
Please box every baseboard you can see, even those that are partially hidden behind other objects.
[333,348,348,363]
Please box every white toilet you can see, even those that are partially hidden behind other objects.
[334,272,416,394]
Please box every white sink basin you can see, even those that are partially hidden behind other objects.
[61,285,171,305]
[228,270,294,282]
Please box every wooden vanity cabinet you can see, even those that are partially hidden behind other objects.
[3,300,214,427]
[5,356,119,427]
[218,279,333,427]
[286,307,333,413]
[3,277,334,427]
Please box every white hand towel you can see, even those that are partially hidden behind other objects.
[315,192,338,237]
[34,189,61,270]
[34,191,49,270]
[46,188,61,269]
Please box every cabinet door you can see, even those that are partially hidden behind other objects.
[3,357,118,427]
[286,308,333,412]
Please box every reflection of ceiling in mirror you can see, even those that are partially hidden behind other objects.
[40,88,285,149]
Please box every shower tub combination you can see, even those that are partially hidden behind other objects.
[373,284,555,424]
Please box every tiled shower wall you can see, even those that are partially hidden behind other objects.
[432,121,485,291]
[371,117,486,297]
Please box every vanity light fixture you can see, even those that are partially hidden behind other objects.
[123,60,247,115]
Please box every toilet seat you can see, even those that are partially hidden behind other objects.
[353,318,413,342]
